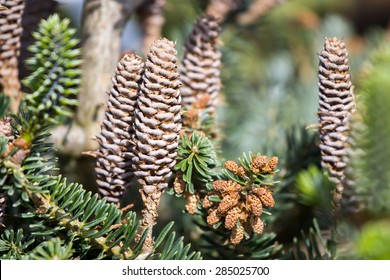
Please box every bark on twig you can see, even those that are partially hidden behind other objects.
[136,0,166,56]
[206,0,240,23]
[236,0,283,25]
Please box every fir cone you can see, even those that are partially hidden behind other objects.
[0,0,25,112]
[250,215,264,234]
[94,53,143,204]
[252,186,266,197]
[318,37,356,205]
[132,38,181,194]
[179,15,221,114]
[236,166,247,177]
[230,225,244,245]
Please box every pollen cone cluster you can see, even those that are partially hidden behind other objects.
[318,37,356,205]
[94,53,143,205]
[204,156,277,245]
[180,15,221,115]
[0,0,25,112]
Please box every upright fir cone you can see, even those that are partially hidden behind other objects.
[0,0,25,112]
[318,37,356,207]
[132,38,181,252]
[180,15,221,115]
[93,53,143,205]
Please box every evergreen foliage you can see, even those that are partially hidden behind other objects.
[24,14,81,127]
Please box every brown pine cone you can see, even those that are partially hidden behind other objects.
[267,156,279,170]
[94,53,143,204]
[132,38,181,194]
[179,15,221,115]
[318,37,356,203]
[0,0,25,112]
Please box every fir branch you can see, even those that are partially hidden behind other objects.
[24,14,81,129]
[28,237,73,260]
[0,229,35,259]
[284,219,335,260]
[170,131,217,215]
[1,150,200,259]
[174,131,217,195]
[350,41,390,214]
